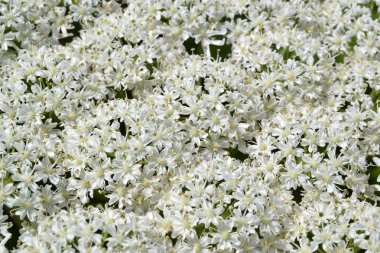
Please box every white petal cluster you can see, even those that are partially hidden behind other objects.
[1,0,380,252]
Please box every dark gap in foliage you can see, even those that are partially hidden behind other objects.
[369,1,379,20]
[338,100,350,112]
[119,119,126,137]
[42,111,64,131]
[365,84,373,95]
[116,0,128,9]
[335,146,342,157]
[210,43,232,61]
[334,53,346,64]
[215,179,225,188]
[277,47,296,61]
[64,170,71,179]
[339,183,353,198]
[119,38,143,47]
[127,89,134,99]
[3,205,21,250]
[165,231,177,246]
[160,16,169,24]
[317,145,327,156]
[291,186,303,204]
[366,156,380,186]
[196,77,205,92]
[194,223,205,237]
[348,35,357,51]
[365,84,380,109]
[114,89,126,99]
[234,13,248,21]
[146,58,158,78]
[59,21,82,45]
[106,152,115,159]
[21,79,33,93]
[183,37,203,55]
[85,190,110,208]
[225,146,249,161]
[313,54,319,64]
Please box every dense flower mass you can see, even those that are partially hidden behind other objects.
[0,0,380,252]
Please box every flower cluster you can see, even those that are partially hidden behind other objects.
[1,0,380,252]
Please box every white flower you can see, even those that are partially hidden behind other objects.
[197,200,223,228]
[171,211,197,239]
[9,188,40,221]
[0,25,15,51]
[111,153,141,184]
[179,232,210,253]
[210,220,239,251]
[313,165,344,193]
[280,157,309,190]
